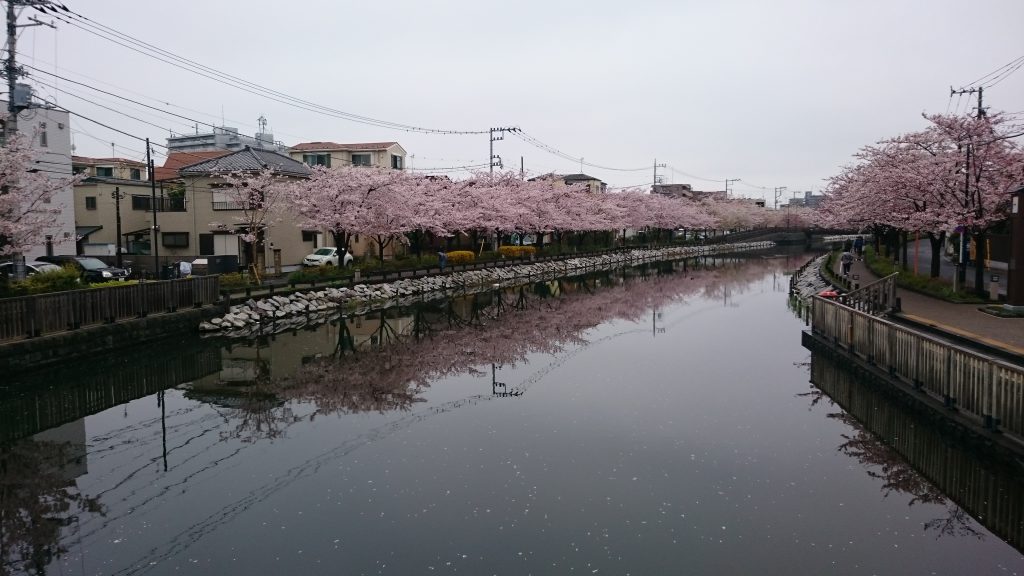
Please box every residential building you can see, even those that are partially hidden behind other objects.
[172,147,313,270]
[72,156,147,181]
[529,173,608,194]
[153,150,231,182]
[651,183,693,198]
[1,97,76,260]
[289,141,407,170]
[167,126,288,154]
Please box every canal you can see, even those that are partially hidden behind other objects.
[2,254,1022,575]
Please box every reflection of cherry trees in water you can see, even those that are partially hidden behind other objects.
[219,256,787,439]
[0,441,103,576]
[798,383,984,542]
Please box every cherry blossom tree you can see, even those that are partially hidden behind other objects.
[208,167,291,282]
[0,131,82,262]
[821,112,1023,283]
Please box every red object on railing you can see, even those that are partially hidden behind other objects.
[818,290,840,299]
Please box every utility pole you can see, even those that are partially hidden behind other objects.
[773,186,787,210]
[724,178,741,198]
[652,159,666,190]
[147,138,159,279]
[5,1,55,281]
[950,86,986,119]
[6,0,19,137]
[489,127,517,176]
[112,186,124,268]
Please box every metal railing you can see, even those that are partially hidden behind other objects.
[0,275,221,342]
[810,294,1024,443]
[837,272,898,316]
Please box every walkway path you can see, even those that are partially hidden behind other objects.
[836,257,1024,361]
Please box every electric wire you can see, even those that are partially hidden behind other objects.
[963,54,1024,88]
[32,3,490,135]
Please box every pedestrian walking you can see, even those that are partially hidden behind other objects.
[437,251,447,273]
[840,249,854,277]
[853,236,865,261]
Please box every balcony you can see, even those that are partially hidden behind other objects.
[131,195,186,212]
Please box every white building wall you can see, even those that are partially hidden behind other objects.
[5,103,76,259]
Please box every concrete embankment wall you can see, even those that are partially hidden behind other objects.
[0,307,222,373]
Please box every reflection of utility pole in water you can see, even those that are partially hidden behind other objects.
[491,364,522,397]
[652,309,665,336]
[159,390,168,472]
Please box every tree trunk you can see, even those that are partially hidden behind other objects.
[900,230,909,271]
[973,231,987,297]
[926,231,944,278]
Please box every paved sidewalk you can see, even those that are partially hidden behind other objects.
[837,258,1024,360]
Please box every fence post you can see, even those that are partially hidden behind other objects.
[25,297,39,338]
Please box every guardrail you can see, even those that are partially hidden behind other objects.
[0,275,221,342]
[810,294,1024,444]
[837,272,898,316]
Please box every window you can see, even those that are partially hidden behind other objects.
[303,153,331,168]
[85,196,97,210]
[301,230,318,242]
[130,168,142,180]
[391,154,403,169]
[39,130,48,148]
[351,153,371,167]
[96,167,114,178]
[162,232,189,248]
[199,233,214,256]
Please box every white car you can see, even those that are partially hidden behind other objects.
[302,247,353,268]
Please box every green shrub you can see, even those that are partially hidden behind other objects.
[864,247,984,303]
[288,265,348,285]
[89,279,139,289]
[498,245,537,258]
[21,267,83,295]
[219,272,257,291]
[446,250,475,265]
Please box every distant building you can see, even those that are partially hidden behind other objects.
[529,173,607,194]
[167,125,288,154]
[802,191,825,208]
[1,96,76,260]
[288,141,407,170]
[651,183,693,198]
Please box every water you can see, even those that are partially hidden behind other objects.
[2,255,1022,575]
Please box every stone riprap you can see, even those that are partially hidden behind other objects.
[201,242,775,338]
[790,254,835,299]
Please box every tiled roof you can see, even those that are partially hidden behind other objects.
[71,155,147,167]
[560,173,602,182]
[528,172,604,183]
[155,150,231,181]
[290,141,400,152]
[178,147,312,177]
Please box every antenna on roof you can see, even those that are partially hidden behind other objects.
[258,114,267,134]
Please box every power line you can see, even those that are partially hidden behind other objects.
[964,54,1024,88]
[32,3,490,136]
[511,129,649,172]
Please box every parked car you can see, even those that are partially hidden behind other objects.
[0,260,62,278]
[302,247,353,268]
[36,255,130,283]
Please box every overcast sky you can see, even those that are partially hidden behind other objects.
[19,0,1024,199]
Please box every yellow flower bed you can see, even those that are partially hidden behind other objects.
[446,250,475,265]
[498,245,537,258]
